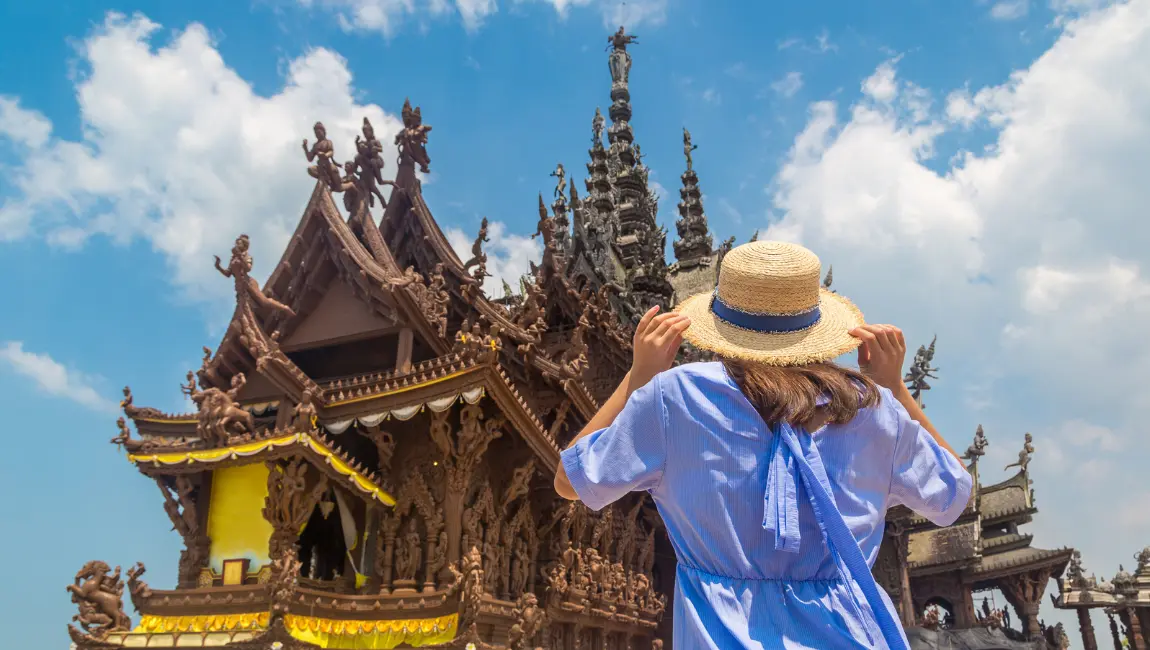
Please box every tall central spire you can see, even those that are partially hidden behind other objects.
[602,26,673,313]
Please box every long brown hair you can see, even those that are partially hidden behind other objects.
[722,359,880,430]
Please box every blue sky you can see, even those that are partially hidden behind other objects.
[3,0,1149,645]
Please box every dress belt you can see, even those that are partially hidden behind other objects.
[762,422,909,650]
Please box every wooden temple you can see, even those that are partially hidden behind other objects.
[871,352,1078,649]
[1052,546,1150,649]
[66,26,1082,650]
[70,27,674,650]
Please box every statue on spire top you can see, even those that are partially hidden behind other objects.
[550,163,567,199]
[395,98,433,173]
[683,128,698,172]
[607,26,638,86]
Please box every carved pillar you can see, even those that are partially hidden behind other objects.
[396,328,413,373]
[361,506,380,591]
[157,475,211,588]
[887,521,916,627]
[379,512,400,593]
[1140,610,1150,650]
[1108,611,1123,650]
[1128,608,1147,650]
[1077,608,1099,650]
[959,584,976,628]
[1000,568,1052,640]
[429,405,504,566]
[263,459,328,561]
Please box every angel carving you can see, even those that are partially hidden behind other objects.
[395,99,433,173]
[214,235,296,318]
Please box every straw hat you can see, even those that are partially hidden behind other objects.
[676,241,864,366]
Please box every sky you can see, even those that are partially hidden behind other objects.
[1,0,1147,645]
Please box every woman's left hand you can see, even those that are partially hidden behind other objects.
[630,306,691,388]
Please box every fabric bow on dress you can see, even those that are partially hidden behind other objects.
[762,422,910,650]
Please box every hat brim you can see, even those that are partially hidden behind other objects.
[676,288,865,366]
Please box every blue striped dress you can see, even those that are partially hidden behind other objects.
[560,362,973,649]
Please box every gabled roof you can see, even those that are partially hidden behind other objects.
[196,182,452,409]
[121,349,562,473]
[260,182,449,359]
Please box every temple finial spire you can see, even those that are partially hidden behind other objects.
[672,128,713,264]
[599,25,671,312]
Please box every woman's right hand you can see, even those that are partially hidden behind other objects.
[849,324,907,392]
[630,306,691,388]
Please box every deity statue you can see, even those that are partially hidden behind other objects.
[66,561,132,642]
[429,530,449,581]
[592,107,605,145]
[1136,546,1150,573]
[510,538,531,597]
[214,235,296,318]
[822,265,835,292]
[683,128,698,171]
[508,592,546,650]
[388,265,425,290]
[551,163,567,199]
[395,99,432,173]
[533,195,556,248]
[393,519,422,582]
[457,546,486,631]
[462,217,491,284]
[562,309,591,378]
[291,390,318,431]
[338,160,362,213]
[903,336,939,405]
[303,121,342,190]
[182,369,254,446]
[606,26,639,86]
[1005,432,1035,472]
[963,424,988,464]
[110,417,155,454]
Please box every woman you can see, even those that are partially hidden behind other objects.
[554,241,972,649]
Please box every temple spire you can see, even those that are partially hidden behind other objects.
[602,26,672,312]
[673,128,713,264]
[582,108,617,278]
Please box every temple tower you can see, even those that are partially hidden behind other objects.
[601,26,673,313]
[672,128,713,267]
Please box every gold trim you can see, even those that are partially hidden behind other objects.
[326,366,481,407]
[128,433,396,506]
[133,611,459,636]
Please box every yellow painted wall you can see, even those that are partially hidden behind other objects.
[207,463,274,573]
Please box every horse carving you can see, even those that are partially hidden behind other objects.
[66,561,131,641]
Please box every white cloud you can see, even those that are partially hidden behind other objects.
[303,0,665,36]
[862,61,899,103]
[778,30,837,53]
[0,12,404,309]
[771,71,804,98]
[701,88,722,105]
[446,220,542,296]
[764,0,1150,626]
[990,0,1030,20]
[0,342,117,413]
[0,97,52,150]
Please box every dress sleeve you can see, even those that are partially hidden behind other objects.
[560,374,667,511]
[888,396,973,526]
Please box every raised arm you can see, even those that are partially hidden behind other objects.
[554,307,690,500]
[850,324,963,465]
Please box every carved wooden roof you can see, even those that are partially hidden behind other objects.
[127,428,396,506]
